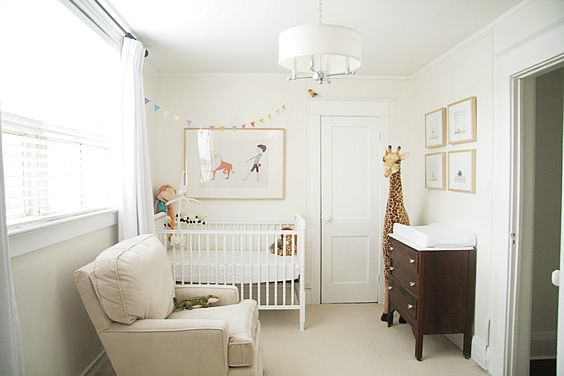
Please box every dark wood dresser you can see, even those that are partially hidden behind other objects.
[387,235,476,361]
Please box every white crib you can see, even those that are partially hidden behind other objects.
[155,214,306,331]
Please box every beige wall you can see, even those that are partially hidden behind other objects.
[530,67,564,357]
[411,34,494,356]
[142,73,414,294]
[10,225,118,375]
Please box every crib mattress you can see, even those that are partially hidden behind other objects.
[168,249,301,284]
[392,223,476,249]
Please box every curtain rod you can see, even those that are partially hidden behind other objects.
[93,0,149,57]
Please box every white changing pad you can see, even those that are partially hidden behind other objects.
[392,223,476,248]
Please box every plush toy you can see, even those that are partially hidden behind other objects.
[173,295,220,310]
[154,184,177,230]
[269,226,298,256]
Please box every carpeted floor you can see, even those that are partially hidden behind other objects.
[260,303,487,376]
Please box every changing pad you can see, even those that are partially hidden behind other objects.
[392,223,476,249]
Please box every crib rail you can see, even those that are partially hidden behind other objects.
[155,214,306,331]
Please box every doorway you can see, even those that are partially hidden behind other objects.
[512,64,564,376]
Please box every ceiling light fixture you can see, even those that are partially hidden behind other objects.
[278,0,362,84]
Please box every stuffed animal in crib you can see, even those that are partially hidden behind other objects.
[173,295,219,310]
[154,184,177,230]
[269,226,298,256]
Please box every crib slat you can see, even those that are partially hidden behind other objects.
[265,230,269,307]
[292,233,295,306]
[240,227,244,299]
[283,231,287,306]
[274,231,278,307]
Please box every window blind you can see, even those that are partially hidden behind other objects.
[1,113,111,225]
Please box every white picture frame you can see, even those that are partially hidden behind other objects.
[425,108,446,148]
[425,152,446,190]
[184,128,285,199]
[448,149,476,193]
[448,97,477,144]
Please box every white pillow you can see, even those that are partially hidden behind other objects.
[90,234,174,324]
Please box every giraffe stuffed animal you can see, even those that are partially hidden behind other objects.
[381,145,410,322]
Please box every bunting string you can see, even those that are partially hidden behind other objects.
[144,97,287,130]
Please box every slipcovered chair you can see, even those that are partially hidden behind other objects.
[74,234,263,376]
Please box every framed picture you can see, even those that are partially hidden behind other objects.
[448,96,477,144]
[425,152,446,190]
[425,108,446,148]
[448,149,476,193]
[184,128,285,199]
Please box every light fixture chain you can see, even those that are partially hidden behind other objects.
[318,0,322,24]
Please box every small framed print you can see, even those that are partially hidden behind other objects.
[425,152,446,190]
[448,149,476,193]
[448,96,477,144]
[425,108,446,148]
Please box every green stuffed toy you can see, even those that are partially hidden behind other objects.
[173,295,220,310]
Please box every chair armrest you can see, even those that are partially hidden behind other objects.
[100,319,229,376]
[174,285,240,306]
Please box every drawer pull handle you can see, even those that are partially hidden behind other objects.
[409,282,415,287]
[409,258,415,264]
[389,267,394,271]
[390,247,394,251]
[407,304,414,309]
[388,286,393,290]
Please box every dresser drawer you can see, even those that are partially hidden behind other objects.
[389,239,419,292]
[390,276,417,322]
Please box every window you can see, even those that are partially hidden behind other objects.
[0,0,120,226]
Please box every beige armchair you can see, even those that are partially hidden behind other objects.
[74,234,263,376]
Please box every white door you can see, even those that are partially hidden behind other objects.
[321,116,381,303]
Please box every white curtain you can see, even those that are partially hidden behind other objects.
[0,114,25,375]
[119,37,155,240]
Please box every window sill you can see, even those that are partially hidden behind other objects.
[8,208,118,258]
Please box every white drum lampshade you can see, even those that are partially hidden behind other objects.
[278,24,362,75]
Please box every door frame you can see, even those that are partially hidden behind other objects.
[307,99,390,304]
[506,55,564,375]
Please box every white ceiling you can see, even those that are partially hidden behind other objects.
[107,0,521,76]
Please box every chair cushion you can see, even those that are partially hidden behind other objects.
[90,234,175,324]
[168,299,258,367]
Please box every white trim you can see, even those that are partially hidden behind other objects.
[494,23,564,376]
[9,209,118,258]
[307,99,390,304]
[153,71,411,80]
[472,335,489,370]
[410,0,535,79]
[81,350,113,376]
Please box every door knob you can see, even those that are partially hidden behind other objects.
[552,270,560,287]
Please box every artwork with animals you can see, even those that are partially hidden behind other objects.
[381,145,410,322]
[211,151,234,180]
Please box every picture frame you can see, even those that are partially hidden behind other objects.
[448,96,477,144]
[425,152,446,190]
[425,108,446,148]
[184,128,285,199]
[448,149,476,193]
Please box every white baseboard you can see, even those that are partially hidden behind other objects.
[530,331,557,359]
[471,335,488,370]
[81,351,114,376]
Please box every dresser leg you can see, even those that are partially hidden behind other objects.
[387,309,394,327]
[463,331,472,359]
[415,332,423,361]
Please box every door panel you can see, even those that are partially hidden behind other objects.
[321,116,381,303]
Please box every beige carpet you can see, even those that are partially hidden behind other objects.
[260,304,487,376]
